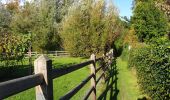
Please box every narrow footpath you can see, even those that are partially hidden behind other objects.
[116,57,143,100]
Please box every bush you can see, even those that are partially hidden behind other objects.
[129,45,170,100]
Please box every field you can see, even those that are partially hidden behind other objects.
[5,57,92,100]
[1,56,146,100]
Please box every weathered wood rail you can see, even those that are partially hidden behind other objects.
[48,51,70,57]
[0,49,114,100]
[25,51,70,58]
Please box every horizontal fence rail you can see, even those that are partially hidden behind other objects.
[48,51,70,57]
[0,49,114,100]
[25,51,70,58]
[0,74,43,99]
[83,86,94,100]
[96,73,105,84]
[52,60,94,79]
[60,74,94,100]
[96,65,103,73]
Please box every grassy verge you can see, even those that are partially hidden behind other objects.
[5,57,92,100]
[117,57,143,100]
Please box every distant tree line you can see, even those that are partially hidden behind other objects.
[60,0,123,56]
[0,0,123,57]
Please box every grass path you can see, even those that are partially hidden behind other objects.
[117,57,143,100]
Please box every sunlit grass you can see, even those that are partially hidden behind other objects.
[117,57,144,100]
[3,56,145,100]
[5,57,92,100]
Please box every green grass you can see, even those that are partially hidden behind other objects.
[116,57,143,100]
[3,56,145,100]
[5,57,92,100]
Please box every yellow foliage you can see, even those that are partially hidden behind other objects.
[0,47,2,53]
[124,28,145,48]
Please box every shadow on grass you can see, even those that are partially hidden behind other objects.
[0,62,77,82]
[0,65,32,82]
[52,63,77,69]
[98,59,119,100]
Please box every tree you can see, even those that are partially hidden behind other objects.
[60,0,123,57]
[132,0,168,43]
[0,2,12,31]
[10,0,61,52]
[30,0,58,52]
[55,0,75,22]
[1,0,76,53]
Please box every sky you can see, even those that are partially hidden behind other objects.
[113,0,133,19]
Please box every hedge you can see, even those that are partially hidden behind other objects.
[129,45,170,100]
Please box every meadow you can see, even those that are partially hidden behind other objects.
[0,55,145,100]
[4,57,91,100]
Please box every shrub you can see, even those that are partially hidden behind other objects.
[129,45,170,100]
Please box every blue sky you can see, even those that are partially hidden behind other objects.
[113,0,133,19]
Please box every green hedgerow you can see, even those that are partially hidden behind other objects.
[129,45,170,100]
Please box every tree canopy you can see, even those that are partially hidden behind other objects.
[132,0,168,43]
[60,0,123,57]
[0,0,124,57]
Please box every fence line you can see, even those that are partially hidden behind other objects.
[48,51,70,57]
[0,49,114,100]
[0,74,43,99]
[24,51,70,58]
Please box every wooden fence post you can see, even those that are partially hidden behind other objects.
[34,55,53,100]
[90,54,96,100]
[108,49,114,66]
[110,49,114,58]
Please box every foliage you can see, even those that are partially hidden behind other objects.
[155,0,170,21]
[121,16,131,29]
[123,27,146,49]
[128,45,170,100]
[60,0,122,57]
[9,0,61,52]
[5,0,19,13]
[114,16,131,57]
[114,28,128,57]
[0,32,30,67]
[0,2,12,31]
[1,0,122,56]
[0,0,71,53]
[132,0,168,43]
[55,0,75,22]
[130,1,170,99]
[0,1,30,67]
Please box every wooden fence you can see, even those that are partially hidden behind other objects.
[25,51,70,58]
[0,49,114,100]
[25,51,38,57]
[48,51,70,57]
